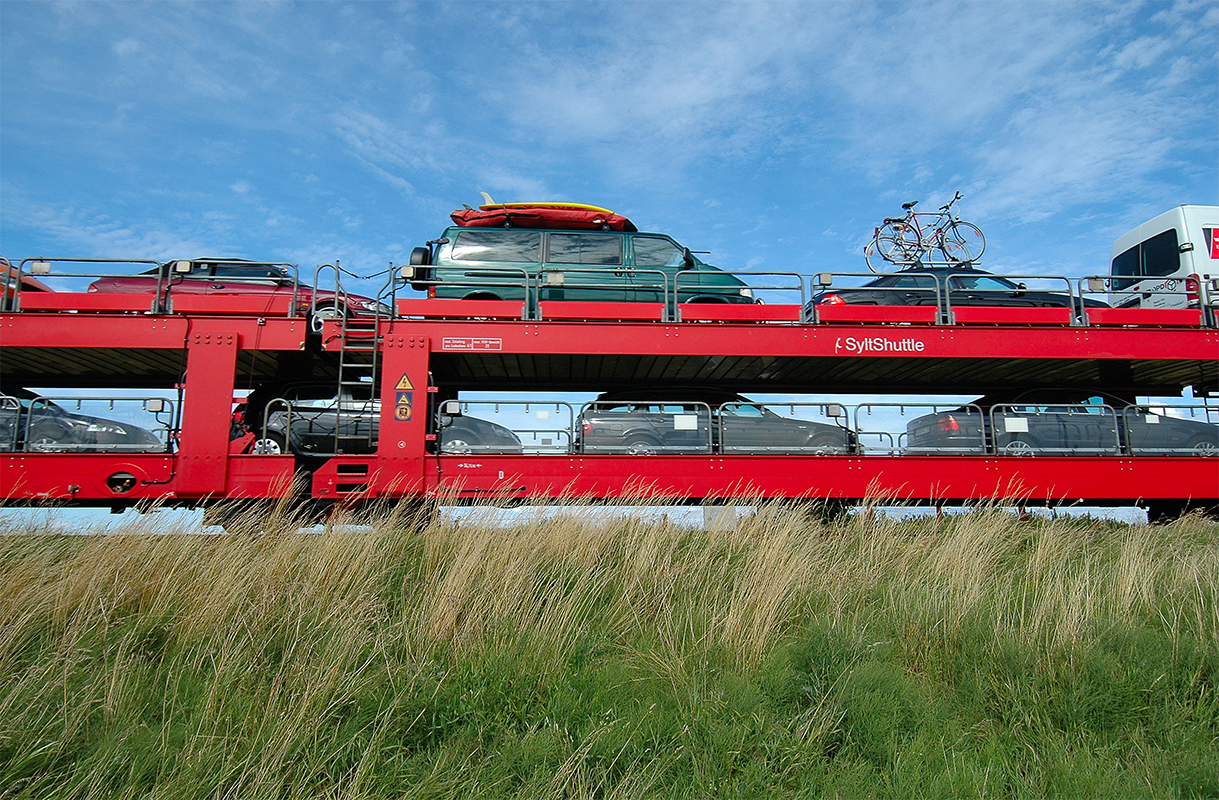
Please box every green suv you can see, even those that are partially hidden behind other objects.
[408,225,754,308]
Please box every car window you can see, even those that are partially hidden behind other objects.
[949,275,1014,290]
[213,264,283,279]
[547,233,622,266]
[890,275,937,289]
[1141,228,1180,278]
[283,385,338,409]
[723,403,765,417]
[451,231,542,263]
[633,236,686,268]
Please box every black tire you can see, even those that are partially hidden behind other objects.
[253,431,289,456]
[309,303,341,334]
[1187,436,1218,457]
[26,424,69,453]
[807,433,848,454]
[939,221,986,264]
[463,292,503,301]
[624,436,661,455]
[1000,436,1041,456]
[442,438,473,455]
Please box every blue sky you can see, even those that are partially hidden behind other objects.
[2,0,1216,298]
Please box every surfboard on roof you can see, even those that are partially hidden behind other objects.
[450,201,638,232]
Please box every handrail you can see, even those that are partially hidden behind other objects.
[226,396,1217,459]
[3,258,1217,328]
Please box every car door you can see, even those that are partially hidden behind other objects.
[878,274,939,305]
[630,235,686,304]
[948,275,1033,307]
[283,384,341,452]
[543,232,626,302]
[207,263,284,301]
[164,262,213,297]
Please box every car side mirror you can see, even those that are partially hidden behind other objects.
[681,247,696,269]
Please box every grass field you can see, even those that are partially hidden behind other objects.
[1,500,1216,799]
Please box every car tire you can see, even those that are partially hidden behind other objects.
[1187,436,1217,457]
[309,303,342,333]
[1001,436,1040,456]
[443,438,473,455]
[26,424,68,453]
[624,436,661,455]
[463,292,503,301]
[253,431,289,455]
[806,433,847,454]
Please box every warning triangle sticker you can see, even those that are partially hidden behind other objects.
[395,374,414,391]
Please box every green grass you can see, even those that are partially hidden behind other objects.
[1,503,1217,798]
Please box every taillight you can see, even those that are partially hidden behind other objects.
[581,421,592,434]
[938,416,960,432]
[819,294,846,305]
[1186,274,1200,307]
[427,286,436,299]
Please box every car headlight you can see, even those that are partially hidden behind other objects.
[358,300,394,315]
[739,288,754,299]
[85,422,127,435]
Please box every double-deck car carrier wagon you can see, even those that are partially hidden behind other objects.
[2,249,1216,524]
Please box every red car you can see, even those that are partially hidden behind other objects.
[88,259,391,330]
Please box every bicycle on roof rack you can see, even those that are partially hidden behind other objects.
[864,191,986,272]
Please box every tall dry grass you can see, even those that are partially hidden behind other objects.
[0,500,1216,798]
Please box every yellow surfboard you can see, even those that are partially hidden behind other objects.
[478,201,616,214]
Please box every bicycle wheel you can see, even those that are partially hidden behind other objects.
[873,221,924,266]
[938,221,986,264]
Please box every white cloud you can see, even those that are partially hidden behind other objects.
[112,37,141,57]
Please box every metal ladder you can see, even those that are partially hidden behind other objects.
[333,307,381,454]
[311,261,384,456]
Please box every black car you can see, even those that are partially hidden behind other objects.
[577,388,853,455]
[244,382,522,457]
[906,389,1218,456]
[0,389,164,453]
[811,267,1108,311]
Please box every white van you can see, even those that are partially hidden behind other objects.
[1109,205,1218,308]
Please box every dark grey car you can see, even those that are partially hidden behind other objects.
[246,382,523,457]
[0,390,164,453]
[906,389,1218,456]
[577,388,854,455]
[811,267,1108,311]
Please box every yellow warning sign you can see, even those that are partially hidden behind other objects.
[395,374,414,391]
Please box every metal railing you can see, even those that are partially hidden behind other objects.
[5,256,1217,328]
[2,394,175,454]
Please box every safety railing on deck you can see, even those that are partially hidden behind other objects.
[5,258,1216,328]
